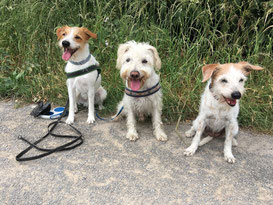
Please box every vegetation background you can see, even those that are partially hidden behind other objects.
[0,0,272,132]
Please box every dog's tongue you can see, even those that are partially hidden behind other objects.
[226,98,236,106]
[230,99,236,106]
[62,49,72,61]
[130,79,141,91]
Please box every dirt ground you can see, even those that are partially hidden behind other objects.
[0,101,272,205]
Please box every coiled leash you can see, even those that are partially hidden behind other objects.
[16,65,101,161]
[16,99,83,161]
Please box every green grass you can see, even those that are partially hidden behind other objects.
[0,0,272,132]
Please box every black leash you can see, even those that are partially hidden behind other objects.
[16,99,83,161]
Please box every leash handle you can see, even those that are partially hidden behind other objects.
[16,99,84,162]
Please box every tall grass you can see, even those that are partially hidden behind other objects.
[0,0,272,131]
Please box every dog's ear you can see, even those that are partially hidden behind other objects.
[116,43,131,69]
[81,27,97,40]
[56,25,69,40]
[202,64,220,82]
[238,62,264,76]
[148,46,161,70]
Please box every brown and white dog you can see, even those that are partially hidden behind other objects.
[184,62,263,163]
[56,26,107,124]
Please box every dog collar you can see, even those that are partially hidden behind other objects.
[69,54,91,65]
[125,82,161,97]
[66,65,101,79]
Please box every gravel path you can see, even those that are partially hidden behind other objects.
[0,101,272,205]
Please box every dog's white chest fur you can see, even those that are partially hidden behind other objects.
[65,55,101,98]
[115,41,167,141]
[201,83,239,132]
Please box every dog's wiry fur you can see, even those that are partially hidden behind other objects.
[184,62,263,163]
[115,41,167,141]
[56,26,107,124]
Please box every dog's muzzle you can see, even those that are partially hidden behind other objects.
[61,41,78,61]
[224,91,241,107]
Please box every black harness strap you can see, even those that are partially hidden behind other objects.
[16,99,83,161]
[66,65,101,79]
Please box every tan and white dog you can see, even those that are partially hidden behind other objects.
[184,62,263,163]
[56,26,107,124]
[115,41,167,141]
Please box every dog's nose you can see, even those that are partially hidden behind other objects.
[231,91,241,99]
[62,40,70,48]
[130,71,140,79]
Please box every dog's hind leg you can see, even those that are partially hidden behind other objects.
[184,117,205,156]
[95,86,107,110]
[185,127,196,138]
[185,117,200,138]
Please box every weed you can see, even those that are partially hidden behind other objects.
[0,0,272,131]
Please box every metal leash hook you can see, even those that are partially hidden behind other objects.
[95,106,124,122]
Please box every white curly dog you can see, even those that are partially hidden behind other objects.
[184,62,263,163]
[56,26,107,125]
[115,41,167,142]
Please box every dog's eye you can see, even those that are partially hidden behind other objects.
[126,58,130,62]
[142,59,148,64]
[239,78,244,82]
[221,79,228,83]
[75,35,81,40]
[62,33,66,36]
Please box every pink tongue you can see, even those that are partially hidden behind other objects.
[130,79,141,91]
[62,50,71,61]
[230,99,236,105]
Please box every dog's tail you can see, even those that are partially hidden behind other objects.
[199,136,213,146]
[199,136,238,147]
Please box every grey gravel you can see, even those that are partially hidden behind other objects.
[0,101,272,205]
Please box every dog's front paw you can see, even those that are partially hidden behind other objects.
[66,117,74,124]
[224,154,236,164]
[126,132,139,141]
[185,129,195,138]
[87,116,95,124]
[155,131,168,142]
[184,146,197,156]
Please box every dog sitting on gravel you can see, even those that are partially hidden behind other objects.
[184,62,263,163]
[114,41,167,141]
[56,26,107,124]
